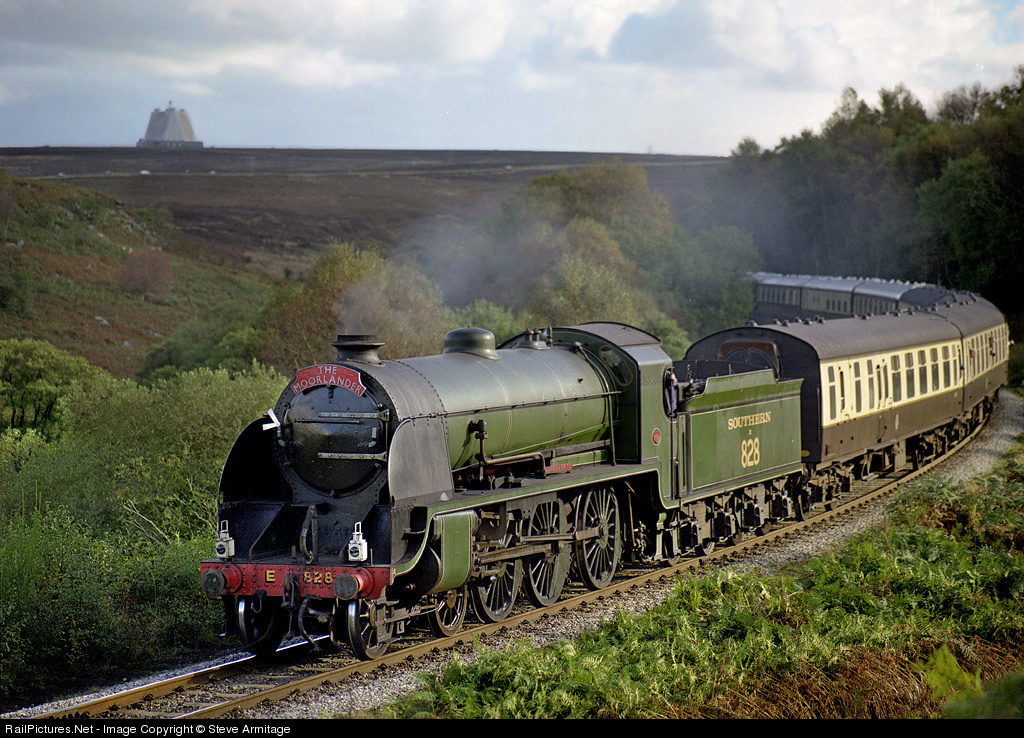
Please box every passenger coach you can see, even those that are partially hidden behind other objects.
[685,296,1008,483]
[749,272,968,324]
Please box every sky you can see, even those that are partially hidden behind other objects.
[1,1,1022,156]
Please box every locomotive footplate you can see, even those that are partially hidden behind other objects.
[200,561,392,601]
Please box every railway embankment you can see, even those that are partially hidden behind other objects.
[4,394,1021,720]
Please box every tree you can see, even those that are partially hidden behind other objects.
[452,300,521,345]
[138,300,264,381]
[257,243,455,370]
[554,218,635,279]
[917,152,1020,307]
[0,339,107,430]
[672,227,760,337]
[637,311,690,361]
[936,83,987,125]
[514,160,672,229]
[988,64,1024,112]
[527,253,653,327]
[877,85,928,138]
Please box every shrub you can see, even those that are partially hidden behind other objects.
[55,364,286,540]
[0,509,221,700]
[0,250,34,317]
[119,247,174,296]
[2,364,285,540]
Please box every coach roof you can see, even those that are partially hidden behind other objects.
[736,310,963,362]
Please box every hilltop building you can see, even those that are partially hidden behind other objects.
[136,103,203,148]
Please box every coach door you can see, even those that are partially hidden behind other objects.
[875,357,890,443]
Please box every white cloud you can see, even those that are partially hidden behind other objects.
[0,0,1021,152]
[280,50,400,90]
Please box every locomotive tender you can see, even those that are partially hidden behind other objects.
[200,296,1008,660]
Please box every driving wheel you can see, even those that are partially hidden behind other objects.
[573,486,622,590]
[524,499,570,607]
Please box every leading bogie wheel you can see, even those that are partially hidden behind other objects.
[427,586,469,637]
[340,598,392,660]
[524,499,570,607]
[237,595,288,658]
[573,486,622,590]
[471,556,522,623]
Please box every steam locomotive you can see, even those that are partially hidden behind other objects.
[200,294,1008,659]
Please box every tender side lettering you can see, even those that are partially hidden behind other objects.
[727,411,771,431]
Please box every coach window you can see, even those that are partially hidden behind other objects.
[867,359,875,409]
[918,350,928,395]
[827,366,837,421]
[905,352,915,399]
[853,363,862,413]
[930,348,940,391]
[891,354,902,402]
[942,346,951,388]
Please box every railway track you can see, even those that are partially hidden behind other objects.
[28,416,988,720]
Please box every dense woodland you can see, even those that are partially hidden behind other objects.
[699,66,1024,336]
[1,69,1023,710]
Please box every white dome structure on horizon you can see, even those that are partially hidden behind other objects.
[137,103,203,148]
